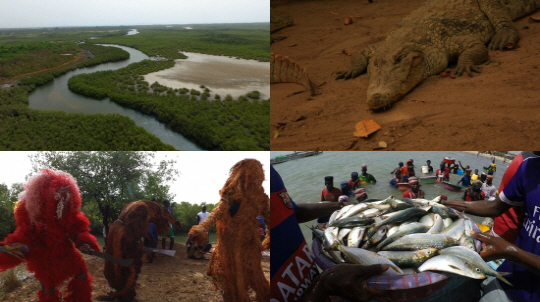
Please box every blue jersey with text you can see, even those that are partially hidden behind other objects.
[498,157,540,302]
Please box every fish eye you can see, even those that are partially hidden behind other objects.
[475,268,480,272]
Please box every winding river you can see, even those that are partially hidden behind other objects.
[27,44,203,151]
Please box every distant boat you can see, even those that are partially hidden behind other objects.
[443,181,463,192]
[419,176,437,184]
[397,183,410,191]
[444,157,456,164]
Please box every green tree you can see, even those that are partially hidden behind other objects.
[29,151,179,234]
[0,183,23,239]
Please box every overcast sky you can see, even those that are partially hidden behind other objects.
[0,151,270,205]
[0,0,269,29]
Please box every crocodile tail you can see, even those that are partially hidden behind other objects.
[270,53,316,95]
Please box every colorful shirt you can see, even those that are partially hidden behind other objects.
[271,166,319,302]
[359,173,377,183]
[493,152,538,243]
[402,189,425,199]
[400,166,409,176]
[320,187,342,202]
[471,173,479,181]
[497,157,540,302]
[481,183,497,200]
[459,174,471,187]
[463,189,485,201]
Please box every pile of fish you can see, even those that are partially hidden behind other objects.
[312,196,511,285]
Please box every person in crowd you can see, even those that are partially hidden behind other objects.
[458,160,471,172]
[400,161,409,177]
[391,162,404,175]
[340,181,352,196]
[480,172,488,183]
[443,156,540,302]
[425,160,434,173]
[462,180,485,201]
[436,162,448,182]
[402,177,425,199]
[197,205,210,225]
[406,159,415,176]
[271,165,389,302]
[458,169,472,187]
[471,169,480,181]
[162,200,175,250]
[490,159,497,173]
[318,176,342,224]
[481,175,497,201]
[354,188,368,202]
[359,164,377,183]
[348,172,361,190]
[493,151,540,244]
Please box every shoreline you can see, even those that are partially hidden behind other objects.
[461,151,513,163]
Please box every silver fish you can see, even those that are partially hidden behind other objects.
[419,213,436,227]
[427,214,444,234]
[378,248,438,268]
[339,203,369,219]
[376,223,429,250]
[441,218,466,240]
[334,204,355,221]
[418,255,486,279]
[443,218,453,228]
[439,246,513,286]
[338,228,352,244]
[387,225,400,237]
[382,233,459,251]
[347,226,365,247]
[328,209,341,226]
[336,244,403,275]
[362,225,388,249]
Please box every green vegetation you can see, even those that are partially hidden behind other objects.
[68,59,269,150]
[0,86,175,150]
[91,24,269,62]
[0,27,129,78]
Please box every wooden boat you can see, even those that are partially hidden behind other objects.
[397,182,410,191]
[419,176,437,184]
[443,181,463,192]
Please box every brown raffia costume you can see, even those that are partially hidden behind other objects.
[100,200,170,302]
[188,159,270,302]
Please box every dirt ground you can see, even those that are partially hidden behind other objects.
[270,0,540,151]
[0,244,270,302]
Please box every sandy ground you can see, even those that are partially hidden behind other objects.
[270,0,540,151]
[0,244,270,302]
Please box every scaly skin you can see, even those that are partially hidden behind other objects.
[271,53,316,95]
[336,0,540,110]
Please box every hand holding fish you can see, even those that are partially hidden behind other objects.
[311,263,389,302]
[470,231,514,261]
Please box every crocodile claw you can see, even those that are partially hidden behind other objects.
[336,68,363,80]
[455,64,481,77]
[489,29,519,50]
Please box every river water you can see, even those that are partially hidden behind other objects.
[27,44,203,151]
[144,52,270,99]
[271,151,510,246]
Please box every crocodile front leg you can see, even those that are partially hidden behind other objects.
[478,0,520,50]
[445,36,489,76]
[336,44,378,80]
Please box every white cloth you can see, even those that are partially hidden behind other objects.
[481,183,497,200]
[197,211,209,224]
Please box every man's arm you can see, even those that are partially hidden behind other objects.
[296,202,347,223]
[443,195,511,217]
[196,215,200,225]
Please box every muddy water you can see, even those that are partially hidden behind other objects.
[144,52,270,99]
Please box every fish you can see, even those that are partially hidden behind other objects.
[440,246,513,286]
[338,228,352,244]
[441,218,466,240]
[419,213,436,227]
[443,218,453,228]
[382,233,459,251]
[378,248,438,268]
[358,208,381,218]
[362,225,388,249]
[328,209,341,225]
[376,223,429,250]
[347,226,365,247]
[334,204,355,221]
[387,225,400,237]
[339,203,369,219]
[323,226,338,250]
[365,207,427,239]
[336,244,403,275]
[427,214,444,234]
[418,255,486,280]
[328,217,375,228]
[431,204,459,220]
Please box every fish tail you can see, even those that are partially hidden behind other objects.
[496,272,513,286]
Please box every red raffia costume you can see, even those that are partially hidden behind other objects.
[0,169,100,302]
[101,200,170,302]
[188,159,270,302]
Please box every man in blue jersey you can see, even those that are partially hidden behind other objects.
[271,165,388,302]
[444,154,540,302]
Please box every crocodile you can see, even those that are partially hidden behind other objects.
[271,15,294,43]
[271,53,316,95]
[336,0,540,110]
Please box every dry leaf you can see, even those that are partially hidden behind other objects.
[330,11,340,15]
[273,131,279,139]
[529,15,540,23]
[344,17,353,25]
[353,120,381,138]
[379,141,388,148]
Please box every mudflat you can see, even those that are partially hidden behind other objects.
[270,0,540,150]
[145,52,270,99]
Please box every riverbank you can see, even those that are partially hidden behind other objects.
[0,243,270,302]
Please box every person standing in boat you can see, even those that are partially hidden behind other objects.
[436,162,449,182]
[425,160,434,173]
[402,177,425,199]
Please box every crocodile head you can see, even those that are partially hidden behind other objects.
[366,44,426,111]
